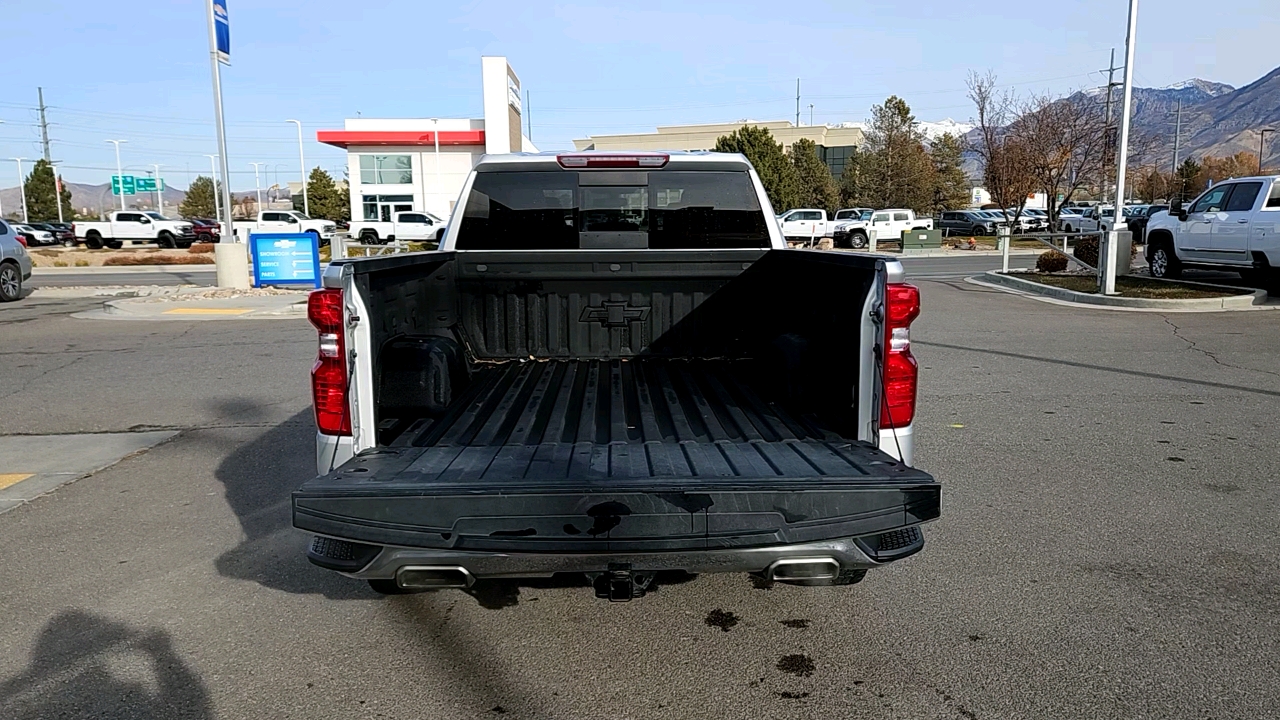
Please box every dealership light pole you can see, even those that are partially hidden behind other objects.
[12,158,28,222]
[152,164,164,216]
[205,0,247,288]
[287,119,308,215]
[106,140,127,210]
[249,162,264,210]
[1101,0,1139,296]
[50,161,64,224]
[205,154,221,219]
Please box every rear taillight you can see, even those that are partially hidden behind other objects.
[556,153,669,168]
[15,235,26,247]
[308,288,351,436]
[880,283,920,429]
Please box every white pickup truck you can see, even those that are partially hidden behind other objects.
[348,211,448,245]
[776,208,839,241]
[833,209,934,249]
[1146,175,1280,284]
[233,210,338,245]
[291,150,941,600]
[74,211,196,249]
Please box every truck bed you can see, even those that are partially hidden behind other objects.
[294,358,938,554]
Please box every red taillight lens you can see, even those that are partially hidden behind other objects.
[556,153,669,168]
[15,235,26,248]
[880,283,920,429]
[308,289,350,436]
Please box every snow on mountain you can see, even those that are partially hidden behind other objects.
[826,118,973,140]
[1160,79,1234,96]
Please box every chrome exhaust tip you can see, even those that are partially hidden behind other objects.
[766,558,840,584]
[396,565,474,590]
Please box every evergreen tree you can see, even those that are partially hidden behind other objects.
[839,149,869,207]
[305,168,351,222]
[929,133,971,212]
[179,176,219,218]
[858,96,935,212]
[714,126,800,212]
[23,159,73,222]
[1173,158,1202,203]
[788,138,839,213]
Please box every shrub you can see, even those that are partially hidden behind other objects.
[74,260,89,267]
[1073,237,1100,267]
[1036,251,1069,272]
[188,242,215,254]
[53,261,68,267]
[103,253,215,266]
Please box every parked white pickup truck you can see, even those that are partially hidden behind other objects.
[776,208,838,241]
[1146,175,1280,283]
[233,210,338,245]
[75,211,196,249]
[349,211,447,245]
[833,209,934,249]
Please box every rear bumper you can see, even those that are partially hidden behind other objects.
[312,530,926,581]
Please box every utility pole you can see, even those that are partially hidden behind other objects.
[13,158,28,222]
[37,88,52,162]
[809,104,814,127]
[1098,49,1123,207]
[795,78,801,127]
[525,89,531,142]
[1259,129,1274,175]
[1169,99,1183,174]
[106,140,127,210]
[249,162,264,210]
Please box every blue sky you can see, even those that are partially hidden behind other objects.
[0,0,1275,190]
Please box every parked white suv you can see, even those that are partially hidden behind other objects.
[1145,176,1280,283]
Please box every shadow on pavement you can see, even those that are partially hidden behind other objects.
[0,610,214,719]
[211,405,372,600]
[916,341,1280,399]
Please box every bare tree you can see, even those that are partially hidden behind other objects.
[966,71,1038,233]
[1014,92,1109,230]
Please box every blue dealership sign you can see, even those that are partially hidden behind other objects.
[213,0,230,64]
[249,233,321,288]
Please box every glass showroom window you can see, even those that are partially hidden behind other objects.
[359,155,413,185]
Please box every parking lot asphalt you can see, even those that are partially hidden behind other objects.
[1,281,1278,719]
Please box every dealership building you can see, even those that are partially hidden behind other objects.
[317,56,535,222]
[574,121,866,179]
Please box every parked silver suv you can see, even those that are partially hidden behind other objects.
[0,219,34,302]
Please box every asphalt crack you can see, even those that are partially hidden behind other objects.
[1160,315,1280,380]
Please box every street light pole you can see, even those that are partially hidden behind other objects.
[153,164,164,216]
[50,161,64,224]
[249,162,264,211]
[1259,129,1274,174]
[429,118,441,215]
[1102,0,1139,296]
[106,140,127,210]
[205,154,221,219]
[13,158,28,222]
[287,120,308,215]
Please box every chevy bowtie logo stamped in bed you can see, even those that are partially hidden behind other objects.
[579,301,651,328]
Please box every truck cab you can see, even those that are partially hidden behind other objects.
[1146,176,1280,282]
[776,208,832,241]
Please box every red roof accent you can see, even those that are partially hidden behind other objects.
[315,129,485,148]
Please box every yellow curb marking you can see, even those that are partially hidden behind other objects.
[0,474,34,490]
[949,424,965,428]
[162,308,252,315]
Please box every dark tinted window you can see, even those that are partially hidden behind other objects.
[1224,182,1262,212]
[456,170,769,250]
[1191,185,1232,213]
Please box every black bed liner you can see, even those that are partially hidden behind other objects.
[294,359,938,553]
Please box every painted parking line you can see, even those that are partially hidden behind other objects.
[0,474,34,491]
[162,307,251,315]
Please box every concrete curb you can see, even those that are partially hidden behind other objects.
[976,271,1276,312]
[94,297,307,319]
[839,248,1043,259]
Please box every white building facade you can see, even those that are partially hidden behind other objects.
[317,57,534,222]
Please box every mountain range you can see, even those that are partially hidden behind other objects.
[1072,66,1280,168]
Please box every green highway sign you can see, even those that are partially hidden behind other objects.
[111,175,136,196]
[135,177,164,192]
